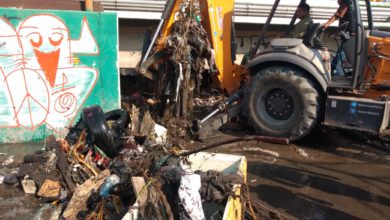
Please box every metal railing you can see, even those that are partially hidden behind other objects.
[99,0,390,25]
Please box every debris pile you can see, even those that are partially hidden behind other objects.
[140,0,217,124]
[0,1,259,218]
[1,105,248,219]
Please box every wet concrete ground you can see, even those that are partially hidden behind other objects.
[0,143,43,220]
[213,129,390,220]
[0,130,389,219]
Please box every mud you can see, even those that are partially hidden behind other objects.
[214,129,390,220]
[0,143,43,220]
[0,129,389,219]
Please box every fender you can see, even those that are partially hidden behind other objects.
[247,52,330,92]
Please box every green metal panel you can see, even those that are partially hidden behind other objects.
[0,8,120,143]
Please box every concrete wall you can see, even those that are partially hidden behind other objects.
[118,20,154,70]
[0,8,120,143]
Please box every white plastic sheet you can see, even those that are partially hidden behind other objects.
[178,173,205,220]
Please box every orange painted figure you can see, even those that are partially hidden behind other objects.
[0,14,98,133]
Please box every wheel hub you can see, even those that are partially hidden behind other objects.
[264,89,294,120]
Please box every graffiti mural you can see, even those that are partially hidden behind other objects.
[0,9,119,143]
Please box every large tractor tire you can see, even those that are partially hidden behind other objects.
[244,66,321,140]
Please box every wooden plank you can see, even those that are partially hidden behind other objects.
[131,176,148,206]
[63,169,110,220]
[54,143,76,192]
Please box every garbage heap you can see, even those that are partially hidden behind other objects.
[3,105,247,220]
[140,0,218,123]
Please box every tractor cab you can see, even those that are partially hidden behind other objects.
[245,0,390,140]
[250,0,372,90]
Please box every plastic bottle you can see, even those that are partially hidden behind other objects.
[99,174,120,198]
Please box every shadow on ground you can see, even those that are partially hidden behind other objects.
[297,129,390,165]
[248,162,390,206]
[253,184,360,220]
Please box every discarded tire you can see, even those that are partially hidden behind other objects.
[65,118,86,146]
[104,109,130,133]
[244,66,321,140]
[82,106,126,158]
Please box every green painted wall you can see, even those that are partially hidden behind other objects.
[0,8,120,143]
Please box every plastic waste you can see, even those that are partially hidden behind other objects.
[178,173,205,220]
[3,173,18,185]
[1,155,14,166]
[99,174,120,198]
[153,124,168,144]
[60,189,68,202]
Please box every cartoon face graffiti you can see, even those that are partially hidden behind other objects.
[0,17,47,128]
[18,15,72,87]
[0,14,99,132]
[3,68,50,129]
[0,17,23,73]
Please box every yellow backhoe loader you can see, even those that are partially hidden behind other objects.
[137,0,390,141]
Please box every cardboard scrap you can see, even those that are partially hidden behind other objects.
[37,179,61,198]
[21,178,36,194]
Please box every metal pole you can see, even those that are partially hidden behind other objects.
[141,0,176,64]
[284,0,306,36]
[200,88,244,124]
[85,0,94,11]
[200,108,220,124]
[190,88,244,134]
[141,20,165,63]
[250,0,280,58]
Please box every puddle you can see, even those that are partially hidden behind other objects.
[0,195,41,220]
[0,142,43,163]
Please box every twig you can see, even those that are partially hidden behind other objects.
[72,130,98,176]
[154,181,174,220]
[243,184,257,220]
[135,179,153,204]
